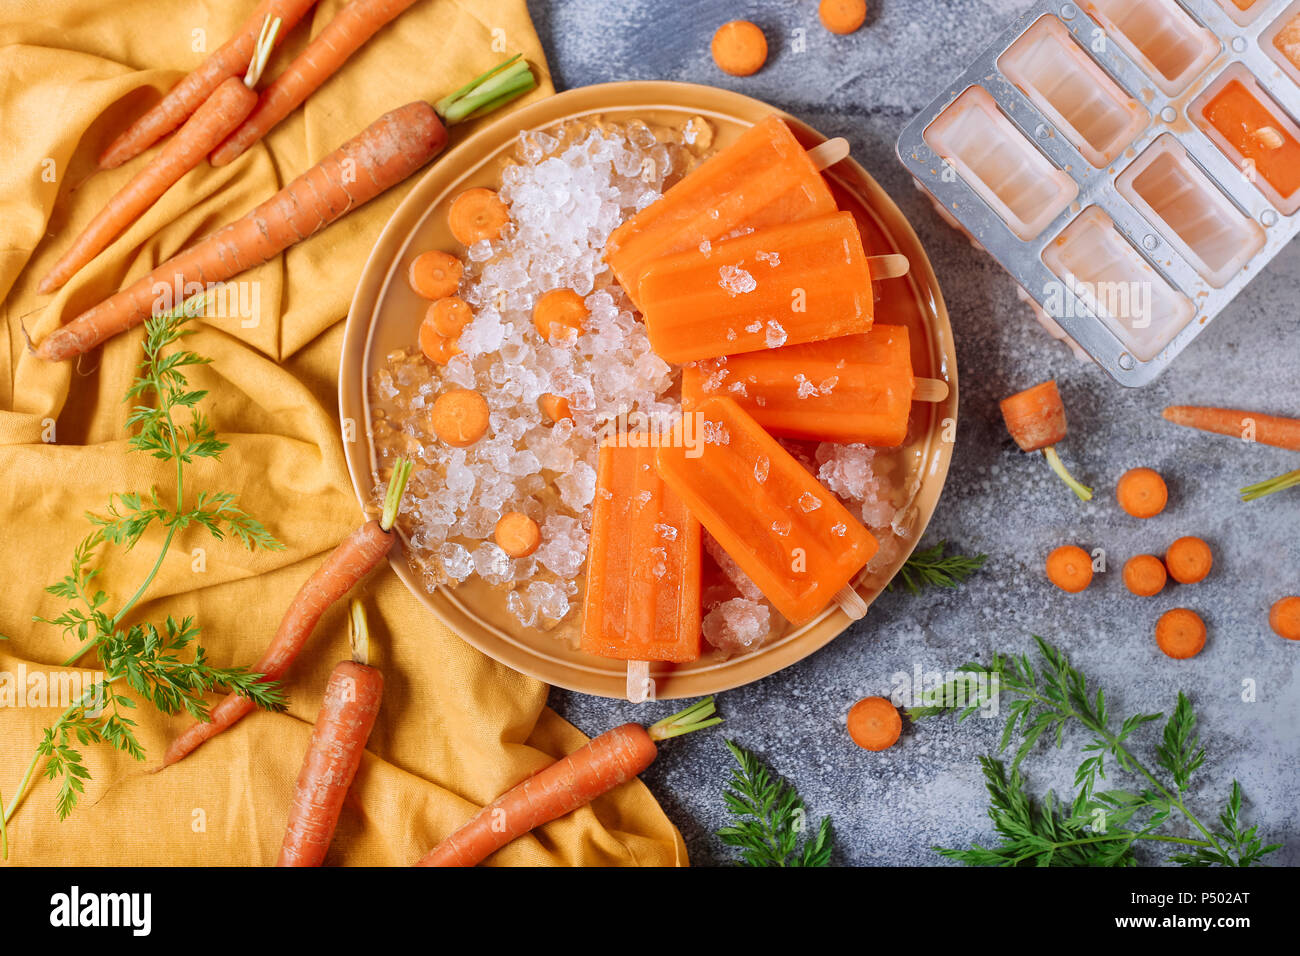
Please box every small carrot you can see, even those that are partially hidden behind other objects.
[711,20,768,76]
[846,696,901,751]
[1116,467,1168,519]
[211,0,421,167]
[819,0,868,34]
[415,698,720,867]
[1046,545,1093,593]
[426,296,473,337]
[1162,405,1300,451]
[447,187,511,245]
[97,0,316,170]
[538,392,572,423]
[1123,554,1167,597]
[38,19,284,295]
[532,288,588,343]
[494,512,541,558]
[1165,536,1213,584]
[163,460,412,766]
[1000,380,1093,501]
[277,599,383,867]
[431,389,489,447]
[409,250,464,300]
[1270,596,1300,641]
[1155,608,1206,660]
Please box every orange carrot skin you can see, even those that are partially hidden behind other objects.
[97,0,317,170]
[39,101,447,362]
[278,660,384,867]
[40,78,257,295]
[1162,405,1300,452]
[416,723,659,867]
[162,520,393,766]
[211,0,420,167]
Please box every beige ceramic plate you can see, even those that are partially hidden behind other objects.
[340,81,958,699]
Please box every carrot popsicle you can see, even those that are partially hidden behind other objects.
[656,397,877,625]
[638,212,876,364]
[605,115,839,309]
[580,439,703,676]
[682,324,947,447]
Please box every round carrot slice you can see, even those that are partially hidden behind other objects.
[538,392,572,423]
[819,0,868,34]
[427,296,473,337]
[409,250,463,299]
[431,389,489,447]
[448,187,511,245]
[1269,596,1300,641]
[418,324,462,365]
[1165,536,1213,584]
[1117,467,1168,518]
[1123,554,1167,597]
[1046,545,1093,593]
[847,696,901,752]
[711,20,768,76]
[495,512,542,559]
[532,289,589,344]
[1155,608,1207,660]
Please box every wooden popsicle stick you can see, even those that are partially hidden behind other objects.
[913,377,950,402]
[626,660,651,703]
[833,584,868,620]
[866,253,910,279]
[807,137,850,171]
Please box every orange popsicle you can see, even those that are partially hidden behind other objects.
[638,212,875,364]
[604,115,837,309]
[1203,79,1300,199]
[580,439,703,663]
[656,397,877,625]
[682,324,916,447]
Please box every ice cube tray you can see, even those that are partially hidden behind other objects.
[898,0,1300,386]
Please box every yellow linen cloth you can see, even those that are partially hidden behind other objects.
[0,0,687,866]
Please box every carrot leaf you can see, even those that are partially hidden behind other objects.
[888,540,987,596]
[717,740,833,867]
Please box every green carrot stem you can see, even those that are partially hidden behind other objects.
[380,458,413,531]
[1043,446,1093,501]
[648,696,722,741]
[1241,468,1300,502]
[436,56,535,124]
[435,54,522,115]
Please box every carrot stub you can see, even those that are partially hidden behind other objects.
[711,21,768,76]
[494,512,541,558]
[819,0,868,34]
[448,187,511,245]
[1269,596,1300,641]
[532,288,589,343]
[1116,467,1168,519]
[1046,545,1093,593]
[409,250,464,300]
[1000,380,1093,501]
[1155,608,1207,660]
[1165,536,1213,584]
[847,696,901,752]
[416,698,720,866]
[431,389,490,447]
[1123,554,1167,597]
[539,392,572,423]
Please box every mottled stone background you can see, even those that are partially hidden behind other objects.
[527,0,1300,866]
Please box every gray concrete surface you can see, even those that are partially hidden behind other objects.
[529,0,1300,866]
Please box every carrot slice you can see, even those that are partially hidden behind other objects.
[431,389,489,447]
[1116,467,1168,519]
[1270,596,1300,641]
[427,296,473,337]
[711,21,768,76]
[819,0,868,34]
[532,289,588,344]
[418,318,462,365]
[495,512,541,558]
[538,392,572,423]
[847,696,901,751]
[1165,536,1212,584]
[1046,545,1093,593]
[1155,608,1206,660]
[1123,554,1167,597]
[448,187,511,245]
[409,250,464,299]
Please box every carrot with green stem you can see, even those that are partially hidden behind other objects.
[416,697,721,867]
[39,17,284,295]
[210,0,422,167]
[97,0,317,170]
[278,598,384,867]
[162,459,412,766]
[999,380,1093,500]
[36,56,535,362]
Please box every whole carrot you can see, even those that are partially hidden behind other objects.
[38,102,446,362]
[416,698,720,867]
[39,18,284,295]
[1162,405,1300,451]
[211,0,421,167]
[97,0,317,170]
[162,460,412,767]
[278,600,383,867]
